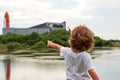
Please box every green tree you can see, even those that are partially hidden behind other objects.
[0,43,7,52]
[52,38,64,45]
[32,41,47,49]
[6,42,22,51]
[23,32,41,46]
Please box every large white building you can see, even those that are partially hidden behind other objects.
[3,12,66,35]
[3,21,66,35]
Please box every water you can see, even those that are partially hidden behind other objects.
[0,57,66,80]
[0,47,120,80]
[93,47,120,80]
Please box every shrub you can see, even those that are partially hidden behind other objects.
[32,41,47,49]
[0,43,7,52]
[6,42,22,51]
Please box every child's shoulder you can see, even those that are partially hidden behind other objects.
[80,51,91,57]
[60,47,71,53]
[61,47,70,50]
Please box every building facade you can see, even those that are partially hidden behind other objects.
[3,22,66,35]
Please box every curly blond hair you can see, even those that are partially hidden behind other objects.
[69,25,94,51]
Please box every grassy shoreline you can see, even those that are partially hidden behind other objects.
[0,47,103,60]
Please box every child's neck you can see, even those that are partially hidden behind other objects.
[71,48,81,54]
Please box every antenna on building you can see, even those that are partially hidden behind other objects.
[4,11,10,29]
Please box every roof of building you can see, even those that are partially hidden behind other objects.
[29,22,65,28]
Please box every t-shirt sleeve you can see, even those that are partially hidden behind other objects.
[84,54,94,71]
[60,47,68,57]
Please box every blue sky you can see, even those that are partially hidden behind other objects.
[0,0,120,40]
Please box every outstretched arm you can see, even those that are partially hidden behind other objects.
[47,40,62,51]
[88,69,100,80]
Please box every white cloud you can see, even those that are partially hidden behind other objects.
[1,0,120,40]
[0,0,95,29]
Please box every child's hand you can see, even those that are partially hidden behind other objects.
[47,40,62,50]
[47,40,53,47]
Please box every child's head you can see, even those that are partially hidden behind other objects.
[69,25,94,51]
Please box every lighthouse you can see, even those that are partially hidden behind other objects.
[4,12,10,29]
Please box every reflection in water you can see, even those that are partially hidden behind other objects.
[1,57,66,80]
[4,56,11,80]
[0,48,120,80]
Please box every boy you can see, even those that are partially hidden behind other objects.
[47,25,100,80]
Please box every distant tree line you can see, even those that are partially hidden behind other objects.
[0,29,119,52]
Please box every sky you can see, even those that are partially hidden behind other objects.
[0,0,120,40]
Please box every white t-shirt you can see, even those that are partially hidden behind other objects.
[60,47,94,80]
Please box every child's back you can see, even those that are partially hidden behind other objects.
[47,25,100,80]
[60,47,94,80]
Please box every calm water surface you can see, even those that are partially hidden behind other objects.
[0,47,120,80]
